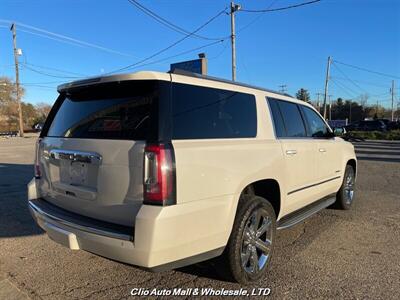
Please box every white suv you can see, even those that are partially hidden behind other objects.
[28,71,357,284]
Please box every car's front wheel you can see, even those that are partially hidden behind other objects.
[222,195,276,284]
[334,164,356,210]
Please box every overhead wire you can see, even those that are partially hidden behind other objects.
[333,59,400,80]
[237,0,280,33]
[105,8,228,75]
[122,39,225,71]
[331,62,368,94]
[240,0,321,13]
[331,79,359,99]
[126,0,229,41]
[23,62,86,77]
[0,19,137,59]
[330,76,392,89]
[21,63,81,79]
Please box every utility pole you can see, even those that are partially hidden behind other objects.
[10,23,24,137]
[230,1,240,81]
[391,80,395,121]
[349,99,352,123]
[279,84,287,93]
[328,94,333,120]
[323,56,332,120]
[316,92,322,113]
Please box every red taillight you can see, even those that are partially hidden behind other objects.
[143,143,176,206]
[34,138,42,179]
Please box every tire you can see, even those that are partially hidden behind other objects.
[221,195,276,284]
[334,165,356,210]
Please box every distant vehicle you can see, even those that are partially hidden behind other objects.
[391,121,400,130]
[0,131,18,137]
[32,123,44,132]
[345,120,386,132]
[376,119,399,130]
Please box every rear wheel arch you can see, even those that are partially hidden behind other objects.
[240,179,281,219]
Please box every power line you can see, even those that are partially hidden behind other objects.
[209,40,230,60]
[241,0,321,13]
[123,40,224,70]
[126,0,229,41]
[23,62,86,77]
[105,8,227,75]
[20,80,63,85]
[331,76,391,89]
[332,78,392,105]
[331,62,368,94]
[237,0,280,33]
[21,63,81,79]
[331,79,358,99]
[333,59,400,80]
[0,19,137,59]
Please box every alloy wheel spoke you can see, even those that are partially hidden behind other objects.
[256,217,270,238]
[243,229,252,245]
[241,245,251,268]
[250,246,259,273]
[249,211,258,232]
[255,238,271,254]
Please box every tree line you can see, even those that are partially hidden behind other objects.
[0,76,52,132]
[295,88,398,122]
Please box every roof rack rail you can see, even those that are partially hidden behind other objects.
[170,69,293,98]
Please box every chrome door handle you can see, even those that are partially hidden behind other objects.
[319,148,327,153]
[49,149,102,165]
[285,150,297,155]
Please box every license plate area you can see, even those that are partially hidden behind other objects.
[47,149,102,189]
[68,161,88,185]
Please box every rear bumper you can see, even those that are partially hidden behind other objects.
[28,178,232,270]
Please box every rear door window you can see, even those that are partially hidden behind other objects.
[270,99,307,138]
[171,83,257,139]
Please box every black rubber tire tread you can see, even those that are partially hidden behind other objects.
[334,164,355,210]
[221,195,276,284]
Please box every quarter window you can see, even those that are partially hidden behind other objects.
[171,83,257,139]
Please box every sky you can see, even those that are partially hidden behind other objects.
[0,0,399,108]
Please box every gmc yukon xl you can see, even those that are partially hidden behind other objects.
[28,71,357,283]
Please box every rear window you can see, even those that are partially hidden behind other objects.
[171,83,257,139]
[46,81,164,140]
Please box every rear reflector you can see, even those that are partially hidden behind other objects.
[34,138,42,179]
[143,143,176,206]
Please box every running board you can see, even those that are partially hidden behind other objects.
[277,194,336,230]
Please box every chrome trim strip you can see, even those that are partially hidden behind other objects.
[28,201,132,241]
[49,149,102,165]
[287,176,341,195]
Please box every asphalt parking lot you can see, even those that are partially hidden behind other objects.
[0,136,399,299]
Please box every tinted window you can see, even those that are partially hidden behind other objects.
[301,106,329,137]
[268,98,286,137]
[276,100,306,137]
[47,81,161,140]
[172,83,257,139]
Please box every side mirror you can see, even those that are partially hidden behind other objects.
[333,127,346,136]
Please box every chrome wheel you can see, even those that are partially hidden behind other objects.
[240,209,272,274]
[344,169,355,205]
